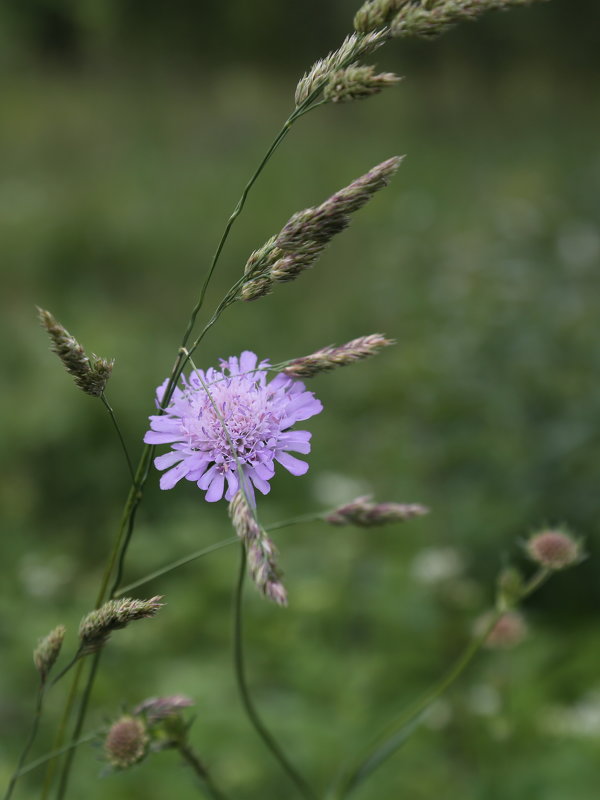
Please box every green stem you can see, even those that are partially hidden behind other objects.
[100,393,135,482]
[3,684,45,800]
[54,655,102,800]
[330,567,553,799]
[46,78,326,800]
[177,743,233,800]
[233,545,318,800]
[16,732,98,780]
[115,511,327,596]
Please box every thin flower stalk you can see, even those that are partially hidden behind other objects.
[233,546,318,800]
[329,567,552,799]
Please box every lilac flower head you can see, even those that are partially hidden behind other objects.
[144,351,323,503]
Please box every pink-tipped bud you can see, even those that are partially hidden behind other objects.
[476,611,528,650]
[526,529,582,570]
[133,695,194,723]
[104,716,148,770]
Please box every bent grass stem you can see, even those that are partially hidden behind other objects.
[50,94,324,799]
[115,512,328,596]
[330,568,552,799]
[233,545,318,800]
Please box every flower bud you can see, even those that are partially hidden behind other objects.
[104,716,148,770]
[476,611,528,650]
[526,529,582,570]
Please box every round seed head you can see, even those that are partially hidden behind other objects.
[527,529,582,570]
[104,716,148,770]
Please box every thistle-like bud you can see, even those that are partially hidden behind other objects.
[104,715,149,770]
[390,0,541,40]
[133,695,194,723]
[354,0,410,33]
[78,596,163,655]
[283,334,394,378]
[323,64,401,103]
[295,30,388,107]
[33,625,66,683]
[325,496,429,527]
[476,611,528,650]
[526,529,583,571]
[229,491,287,606]
[38,307,113,397]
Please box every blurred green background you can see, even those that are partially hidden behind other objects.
[1,1,599,798]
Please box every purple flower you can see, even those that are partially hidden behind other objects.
[144,351,323,503]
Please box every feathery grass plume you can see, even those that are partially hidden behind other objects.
[78,596,163,655]
[295,30,389,106]
[526,528,583,570]
[240,157,402,299]
[104,715,149,770]
[325,496,429,526]
[229,491,287,606]
[38,307,113,397]
[390,0,545,40]
[323,64,401,103]
[283,334,394,378]
[33,625,66,683]
[354,0,411,33]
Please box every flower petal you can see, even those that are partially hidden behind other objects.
[276,451,309,476]
[154,451,185,471]
[159,461,190,490]
[205,472,225,502]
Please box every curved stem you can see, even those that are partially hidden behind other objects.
[177,743,233,800]
[331,611,503,799]
[15,732,99,780]
[330,567,553,799]
[233,544,318,800]
[115,511,328,596]
[3,684,45,800]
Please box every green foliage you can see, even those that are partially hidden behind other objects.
[1,34,599,800]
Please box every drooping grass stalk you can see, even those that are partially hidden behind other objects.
[115,512,329,596]
[233,545,319,800]
[177,743,233,800]
[329,568,552,799]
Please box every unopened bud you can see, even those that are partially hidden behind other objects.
[526,529,583,570]
[496,567,525,610]
[133,695,194,722]
[476,611,528,650]
[104,715,148,770]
